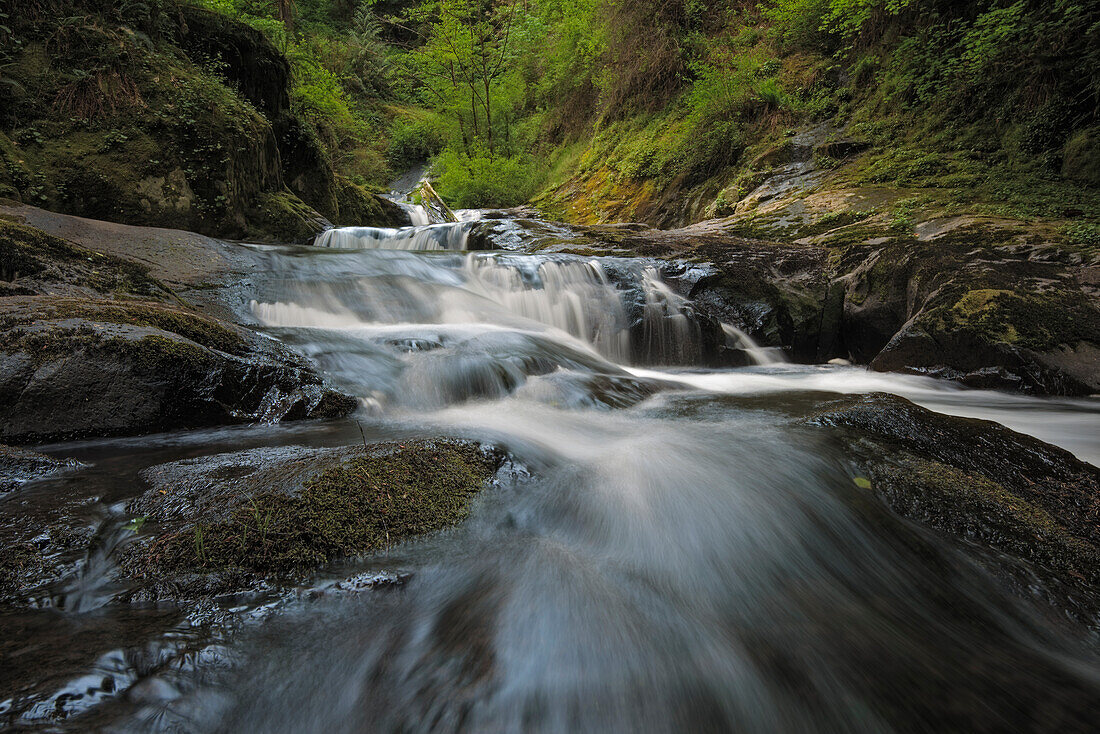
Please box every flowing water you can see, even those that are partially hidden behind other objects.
[5,218,1100,732]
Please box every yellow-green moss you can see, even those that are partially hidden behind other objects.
[251,190,325,242]
[931,287,1099,352]
[0,326,216,370]
[874,458,1100,584]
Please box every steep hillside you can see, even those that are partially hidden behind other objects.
[526,1,1100,235]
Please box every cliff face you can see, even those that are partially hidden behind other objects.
[0,1,406,242]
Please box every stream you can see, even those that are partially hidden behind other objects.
[3,215,1100,732]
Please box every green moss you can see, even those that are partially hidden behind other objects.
[1,26,290,239]
[137,441,498,577]
[251,190,325,243]
[333,175,407,228]
[930,287,1099,352]
[1062,127,1100,187]
[0,319,217,373]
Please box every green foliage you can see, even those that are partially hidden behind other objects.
[433,145,539,208]
[190,0,396,184]
[387,113,446,169]
[1066,223,1100,248]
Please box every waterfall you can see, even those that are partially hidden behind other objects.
[463,255,633,363]
[314,222,471,251]
[720,323,786,365]
[401,203,430,226]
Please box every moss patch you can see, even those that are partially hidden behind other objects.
[928,287,1100,353]
[132,441,499,578]
[0,325,215,370]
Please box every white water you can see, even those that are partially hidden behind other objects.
[54,215,1100,733]
[314,221,471,251]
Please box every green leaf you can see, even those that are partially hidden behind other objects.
[853,477,872,490]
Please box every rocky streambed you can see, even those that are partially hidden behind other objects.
[1,201,1098,731]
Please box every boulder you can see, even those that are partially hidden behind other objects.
[810,393,1100,624]
[0,444,81,494]
[118,440,505,600]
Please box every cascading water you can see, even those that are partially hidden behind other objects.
[400,203,431,226]
[314,221,472,251]
[10,214,1100,733]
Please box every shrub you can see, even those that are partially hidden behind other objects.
[387,115,445,170]
[433,146,540,209]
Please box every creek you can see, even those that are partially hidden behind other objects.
[3,215,1100,732]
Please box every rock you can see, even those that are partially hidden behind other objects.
[333,176,411,228]
[0,445,81,493]
[0,3,330,242]
[0,220,357,442]
[810,393,1100,624]
[173,4,291,120]
[118,440,505,601]
[0,319,356,443]
[822,220,1100,394]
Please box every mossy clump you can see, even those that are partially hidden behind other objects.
[0,325,216,371]
[250,190,327,243]
[929,288,1100,353]
[334,176,409,228]
[136,441,499,578]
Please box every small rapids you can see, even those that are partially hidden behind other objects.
[315,222,473,251]
[6,214,1100,732]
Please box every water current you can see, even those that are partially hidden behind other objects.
[4,217,1099,732]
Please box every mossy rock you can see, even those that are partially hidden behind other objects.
[0,219,164,295]
[0,320,356,443]
[810,394,1100,614]
[250,190,331,244]
[0,18,327,242]
[40,299,248,355]
[0,444,81,494]
[334,176,410,228]
[1062,127,1100,187]
[276,114,340,221]
[120,440,504,599]
[928,288,1100,354]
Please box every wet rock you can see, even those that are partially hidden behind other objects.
[0,445,81,494]
[333,176,411,228]
[119,440,505,601]
[0,319,356,443]
[810,393,1100,624]
[0,221,356,442]
[831,223,1100,394]
[814,140,870,160]
[0,483,98,605]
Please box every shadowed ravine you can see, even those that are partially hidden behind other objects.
[5,219,1100,732]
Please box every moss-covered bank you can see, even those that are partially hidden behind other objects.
[0,1,405,241]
